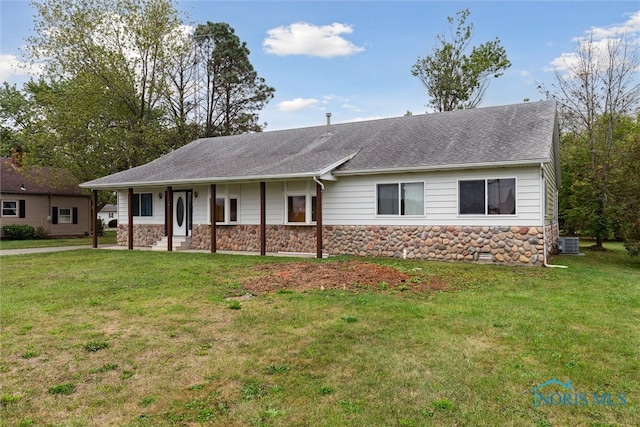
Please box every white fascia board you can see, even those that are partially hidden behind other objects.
[316,151,359,181]
[81,152,359,190]
[81,171,328,190]
[333,158,550,177]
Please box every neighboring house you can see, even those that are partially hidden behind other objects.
[1,151,91,237]
[98,203,117,227]
[81,101,560,266]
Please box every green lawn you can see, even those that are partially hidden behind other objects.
[1,243,638,426]
[0,230,117,250]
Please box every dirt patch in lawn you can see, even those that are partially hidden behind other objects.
[241,260,448,295]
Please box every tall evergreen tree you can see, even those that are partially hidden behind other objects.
[194,22,275,136]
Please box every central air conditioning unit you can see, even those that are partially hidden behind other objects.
[558,237,579,254]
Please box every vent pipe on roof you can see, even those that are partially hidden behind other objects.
[326,112,331,133]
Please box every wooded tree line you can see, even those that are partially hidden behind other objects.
[0,0,274,186]
[540,32,640,255]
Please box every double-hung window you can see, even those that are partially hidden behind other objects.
[51,206,78,224]
[133,193,153,217]
[376,182,424,216]
[215,184,239,224]
[285,182,317,224]
[458,178,516,215]
[2,200,18,217]
[58,208,72,223]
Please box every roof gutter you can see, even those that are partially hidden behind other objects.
[80,172,321,190]
[80,151,360,190]
[333,158,551,177]
[313,176,324,190]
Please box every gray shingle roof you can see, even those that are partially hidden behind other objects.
[82,101,557,188]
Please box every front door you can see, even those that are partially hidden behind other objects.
[173,191,191,236]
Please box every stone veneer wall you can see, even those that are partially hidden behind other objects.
[545,221,559,255]
[324,225,546,266]
[189,223,550,266]
[191,224,317,253]
[191,225,261,252]
[117,224,165,247]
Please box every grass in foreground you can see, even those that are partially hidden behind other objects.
[1,243,638,426]
[0,230,117,250]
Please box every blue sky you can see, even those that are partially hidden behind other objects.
[1,1,639,131]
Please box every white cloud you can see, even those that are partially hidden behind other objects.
[342,115,385,123]
[576,10,640,42]
[341,103,362,112]
[277,97,319,112]
[0,53,43,83]
[549,10,640,77]
[263,22,365,58]
[322,94,336,103]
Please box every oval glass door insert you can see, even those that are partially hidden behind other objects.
[176,197,184,227]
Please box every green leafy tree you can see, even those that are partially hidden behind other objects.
[0,82,36,156]
[612,114,640,256]
[25,0,184,170]
[23,76,139,183]
[411,9,511,112]
[194,22,275,136]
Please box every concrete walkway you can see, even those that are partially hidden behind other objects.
[0,245,116,256]
[0,245,321,257]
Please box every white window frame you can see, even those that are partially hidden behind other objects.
[132,193,153,217]
[457,178,517,216]
[214,185,239,225]
[284,181,317,225]
[375,181,425,217]
[59,208,72,223]
[2,200,18,217]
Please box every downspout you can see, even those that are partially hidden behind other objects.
[540,163,567,268]
[314,176,324,259]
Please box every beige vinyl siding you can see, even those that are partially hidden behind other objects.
[0,193,90,236]
[1,194,45,228]
[543,161,557,222]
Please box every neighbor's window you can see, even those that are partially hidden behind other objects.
[2,200,18,216]
[59,208,72,223]
[459,178,516,215]
[376,182,424,216]
[132,193,153,217]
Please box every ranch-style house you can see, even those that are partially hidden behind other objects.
[81,101,561,267]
